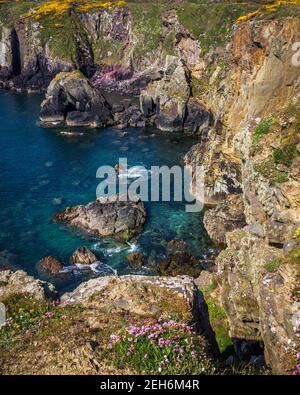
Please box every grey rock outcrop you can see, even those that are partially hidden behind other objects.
[216,230,300,374]
[0,270,57,301]
[69,246,98,266]
[140,55,212,133]
[40,71,113,127]
[203,194,246,246]
[53,195,146,242]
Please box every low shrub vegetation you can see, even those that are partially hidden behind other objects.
[107,320,217,374]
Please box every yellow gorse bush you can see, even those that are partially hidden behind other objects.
[293,228,300,239]
[236,0,300,24]
[24,0,126,20]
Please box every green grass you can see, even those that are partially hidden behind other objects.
[0,294,80,352]
[264,259,280,273]
[274,171,289,184]
[176,2,255,55]
[107,320,217,374]
[128,2,168,55]
[252,116,274,143]
[206,297,232,354]
[0,1,35,26]
[273,145,297,167]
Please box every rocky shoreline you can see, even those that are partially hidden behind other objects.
[0,1,300,375]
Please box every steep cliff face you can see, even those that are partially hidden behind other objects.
[184,17,300,373]
[1,1,300,374]
[0,1,265,92]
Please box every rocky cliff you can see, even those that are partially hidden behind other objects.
[1,0,300,374]
[183,15,300,374]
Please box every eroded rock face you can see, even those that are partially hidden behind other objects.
[69,247,98,266]
[0,270,57,301]
[182,18,300,374]
[140,55,212,133]
[53,195,146,242]
[40,71,113,127]
[216,230,300,374]
[203,194,246,246]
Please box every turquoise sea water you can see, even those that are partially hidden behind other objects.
[0,90,210,290]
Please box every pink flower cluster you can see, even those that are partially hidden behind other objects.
[127,321,195,340]
[292,352,300,375]
[108,321,199,362]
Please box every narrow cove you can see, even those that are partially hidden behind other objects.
[0,90,212,292]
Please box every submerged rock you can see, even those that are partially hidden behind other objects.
[0,250,19,272]
[156,240,201,277]
[37,256,64,275]
[69,246,98,266]
[53,195,147,242]
[127,252,145,269]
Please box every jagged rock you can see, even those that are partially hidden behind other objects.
[184,137,243,205]
[37,256,64,275]
[113,105,145,128]
[156,240,201,277]
[127,252,145,269]
[69,247,98,266]
[184,99,213,135]
[195,270,215,290]
[265,220,297,246]
[40,71,112,127]
[203,194,246,245]
[141,56,188,132]
[0,270,57,301]
[53,195,146,242]
[216,229,300,374]
[140,56,212,133]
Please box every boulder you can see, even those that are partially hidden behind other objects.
[0,270,57,301]
[37,256,64,275]
[113,105,145,128]
[53,195,146,242]
[40,71,113,127]
[157,240,201,277]
[127,252,145,269]
[69,246,98,265]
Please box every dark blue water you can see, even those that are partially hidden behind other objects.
[0,91,210,289]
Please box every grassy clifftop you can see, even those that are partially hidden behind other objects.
[1,1,299,63]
